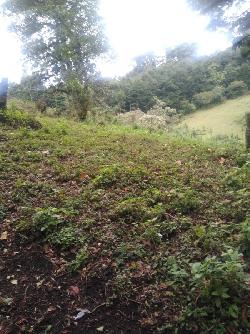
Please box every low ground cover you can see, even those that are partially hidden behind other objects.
[0,114,249,333]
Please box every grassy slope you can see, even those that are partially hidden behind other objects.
[176,94,250,140]
[0,116,249,333]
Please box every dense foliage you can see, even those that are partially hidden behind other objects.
[3,0,107,119]
[96,47,250,114]
[8,45,250,118]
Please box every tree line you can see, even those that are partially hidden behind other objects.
[1,0,250,118]
[98,46,250,115]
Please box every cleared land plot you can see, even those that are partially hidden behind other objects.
[176,94,250,140]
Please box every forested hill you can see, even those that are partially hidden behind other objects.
[9,46,250,121]
[99,47,250,114]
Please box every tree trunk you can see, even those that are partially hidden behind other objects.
[70,84,92,121]
[246,112,250,150]
[0,78,8,110]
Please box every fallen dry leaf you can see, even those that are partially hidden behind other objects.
[0,231,8,240]
[219,157,226,165]
[97,326,104,332]
[0,296,13,306]
[79,172,90,181]
[47,306,57,313]
[68,285,80,296]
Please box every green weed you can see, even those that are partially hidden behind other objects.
[158,256,189,282]
[115,197,149,221]
[0,115,248,333]
[33,207,65,234]
[112,272,133,298]
[0,108,42,129]
[69,248,89,272]
[49,225,81,249]
[169,188,200,214]
[116,242,146,266]
[142,224,162,245]
[193,224,231,253]
[184,249,248,333]
[93,165,121,188]
[240,217,250,257]
[224,165,247,190]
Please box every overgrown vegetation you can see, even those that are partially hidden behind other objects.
[8,45,250,120]
[0,116,249,333]
[0,107,42,129]
[93,47,250,115]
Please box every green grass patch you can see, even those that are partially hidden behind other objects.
[0,108,42,129]
[176,94,250,140]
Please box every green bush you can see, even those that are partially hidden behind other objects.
[192,87,225,108]
[185,249,248,333]
[179,99,196,114]
[87,105,118,124]
[193,91,212,107]
[0,108,42,129]
[49,226,79,249]
[226,80,248,99]
[240,217,250,257]
[169,188,200,214]
[33,207,64,234]
[68,248,89,272]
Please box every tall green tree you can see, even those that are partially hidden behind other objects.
[3,0,107,119]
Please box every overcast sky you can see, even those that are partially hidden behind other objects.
[98,0,232,77]
[1,0,248,82]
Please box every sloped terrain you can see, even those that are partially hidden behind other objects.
[0,116,249,334]
[176,94,250,140]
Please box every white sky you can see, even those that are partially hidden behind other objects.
[0,13,23,82]
[0,0,247,82]
[98,0,232,77]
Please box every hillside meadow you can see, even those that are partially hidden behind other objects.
[176,94,250,141]
[0,112,249,333]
